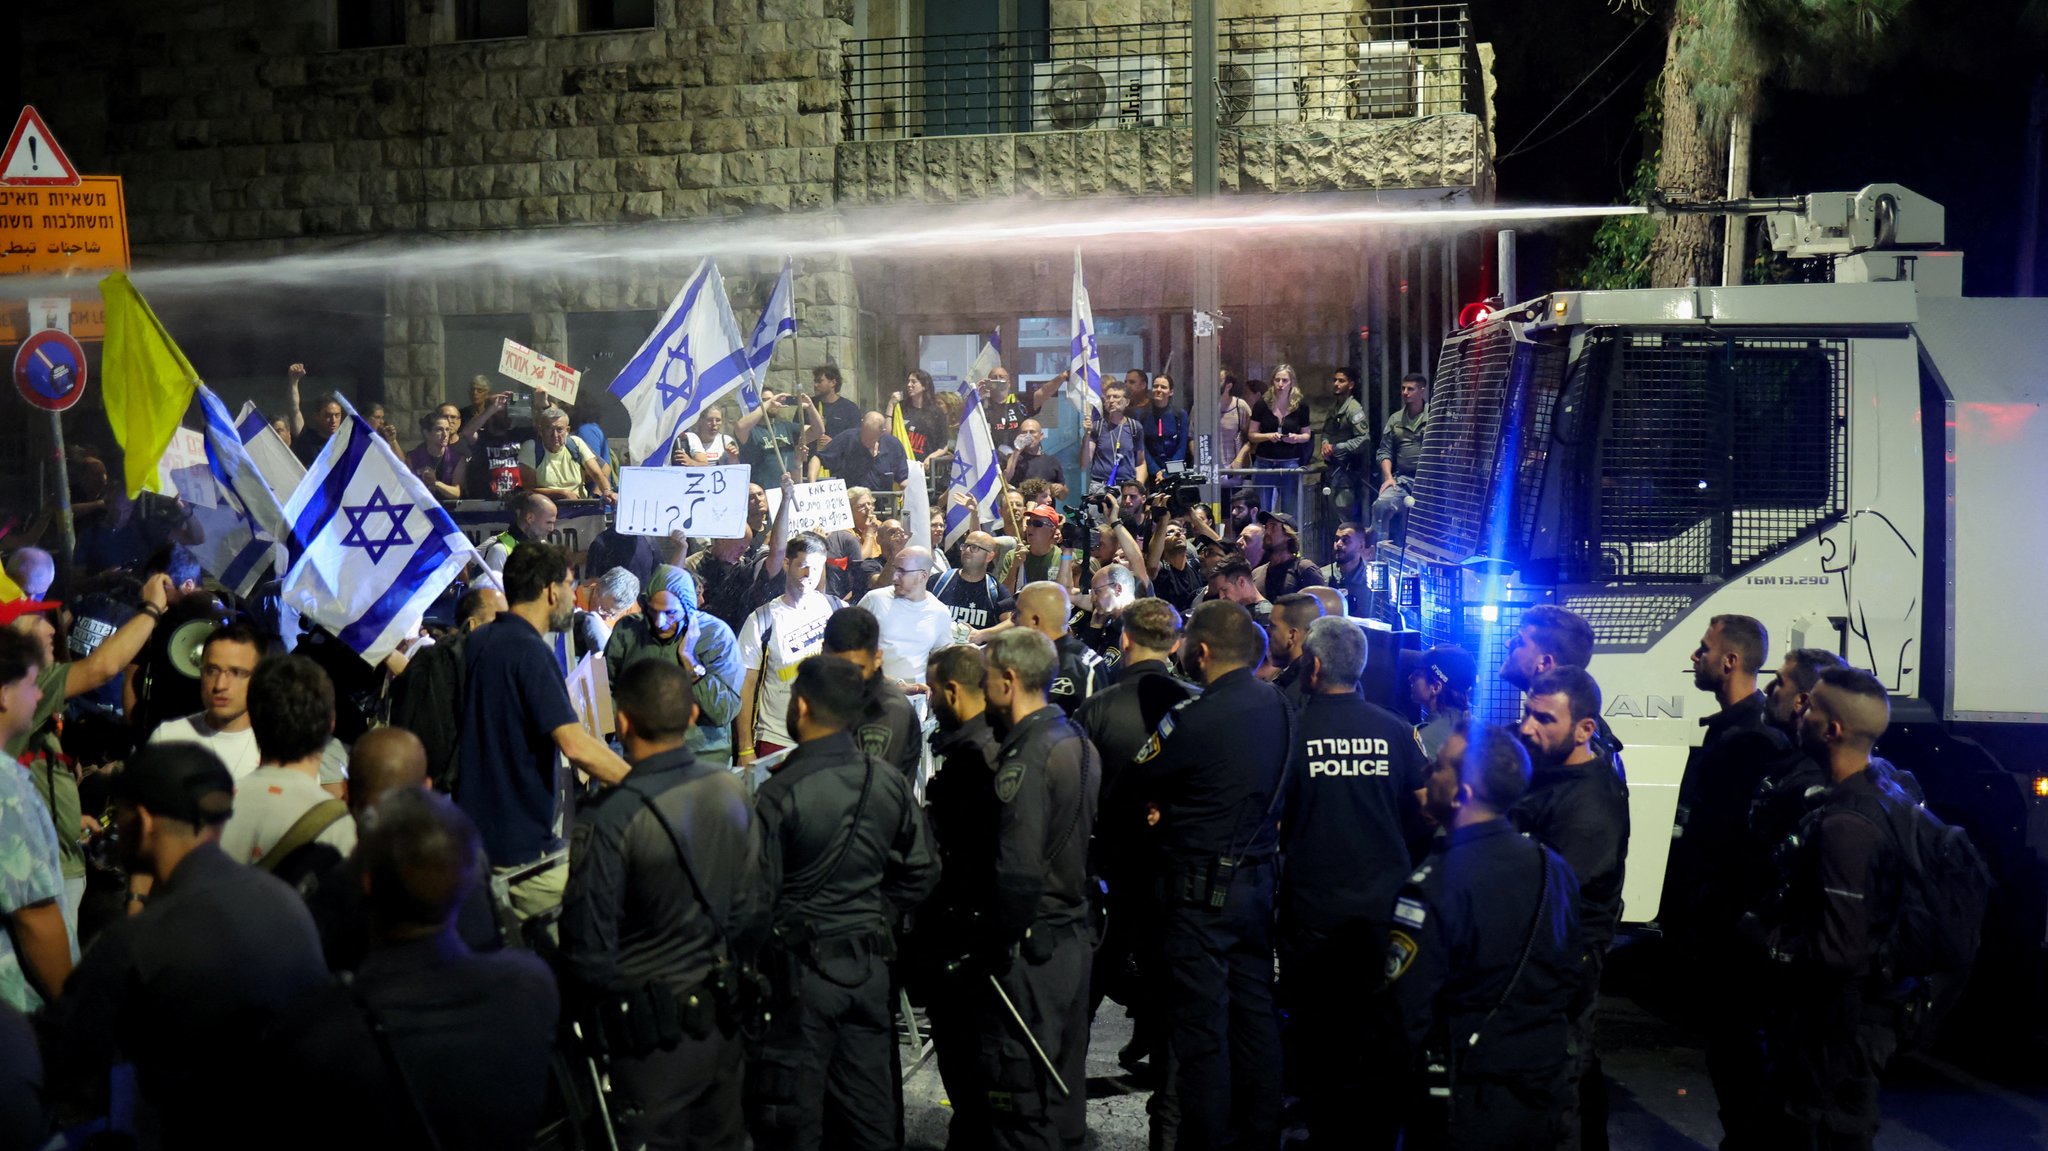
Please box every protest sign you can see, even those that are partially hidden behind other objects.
[615,465,750,539]
[785,479,855,535]
[497,338,581,405]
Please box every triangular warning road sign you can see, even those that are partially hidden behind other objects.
[1,106,82,187]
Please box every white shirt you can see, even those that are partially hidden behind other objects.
[857,588,954,685]
[685,432,740,462]
[149,713,350,785]
[738,589,840,748]
[218,765,358,866]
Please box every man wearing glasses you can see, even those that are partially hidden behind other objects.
[857,547,955,694]
[930,531,1016,645]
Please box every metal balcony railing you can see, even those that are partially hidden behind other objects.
[840,4,1475,144]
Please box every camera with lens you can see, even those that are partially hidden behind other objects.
[1063,494,1110,550]
[1147,467,1205,518]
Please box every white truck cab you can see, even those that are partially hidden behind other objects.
[1390,187,2046,991]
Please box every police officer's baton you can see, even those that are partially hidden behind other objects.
[988,974,1070,1099]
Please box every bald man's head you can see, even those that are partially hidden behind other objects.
[1016,581,1072,640]
[348,727,429,816]
[860,411,886,445]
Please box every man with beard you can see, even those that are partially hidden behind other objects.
[607,566,745,765]
[1259,593,1323,707]
[1317,368,1374,520]
[1321,522,1400,626]
[1659,615,1799,1148]
[480,489,558,576]
[1500,605,1625,776]
[1250,513,1325,602]
[456,542,631,918]
[819,607,923,779]
[1141,514,1209,615]
[1511,666,1627,1151]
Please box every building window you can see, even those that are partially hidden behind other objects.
[579,0,655,32]
[455,0,528,40]
[336,0,405,48]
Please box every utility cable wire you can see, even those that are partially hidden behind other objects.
[1500,17,1655,159]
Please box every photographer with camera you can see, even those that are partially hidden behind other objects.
[561,658,767,1149]
[1139,484,1224,615]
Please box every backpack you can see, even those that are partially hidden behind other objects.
[1830,779,1991,1034]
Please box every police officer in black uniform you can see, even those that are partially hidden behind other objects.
[561,659,767,1150]
[913,644,1005,1151]
[1279,617,1430,1150]
[1074,596,1197,1085]
[1511,666,1628,1150]
[749,656,941,1151]
[973,629,1100,1151]
[1387,724,1585,1151]
[1016,581,1103,715]
[1664,615,1792,1149]
[822,606,924,778]
[1756,667,1907,1151]
[1132,601,1290,1151]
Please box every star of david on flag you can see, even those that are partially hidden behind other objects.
[739,257,797,413]
[281,397,477,665]
[610,259,753,465]
[942,387,1003,547]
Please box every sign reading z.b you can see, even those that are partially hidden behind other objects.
[616,465,750,540]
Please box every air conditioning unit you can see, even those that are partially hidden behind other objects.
[1356,40,1421,119]
[1218,49,1302,126]
[1032,56,1168,131]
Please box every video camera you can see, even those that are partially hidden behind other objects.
[1147,466,1205,518]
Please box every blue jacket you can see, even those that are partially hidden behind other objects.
[1141,403,1189,471]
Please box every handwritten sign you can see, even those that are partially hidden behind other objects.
[615,465,750,539]
[497,338,582,405]
[156,427,217,506]
[785,479,856,535]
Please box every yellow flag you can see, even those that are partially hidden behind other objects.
[889,402,916,457]
[0,568,22,603]
[100,272,200,497]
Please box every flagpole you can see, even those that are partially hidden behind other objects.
[48,411,76,580]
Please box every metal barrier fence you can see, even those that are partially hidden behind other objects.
[841,4,1475,143]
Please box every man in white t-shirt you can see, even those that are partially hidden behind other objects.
[737,532,842,768]
[218,655,358,869]
[149,624,348,788]
[856,546,952,689]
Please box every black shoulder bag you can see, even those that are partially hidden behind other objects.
[628,784,774,1041]
[1425,846,1553,1105]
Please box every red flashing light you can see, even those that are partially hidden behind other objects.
[1459,302,1494,328]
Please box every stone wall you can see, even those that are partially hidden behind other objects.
[14,0,1490,441]
[838,115,1485,204]
[16,0,867,427]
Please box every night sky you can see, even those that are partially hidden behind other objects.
[1474,0,2048,297]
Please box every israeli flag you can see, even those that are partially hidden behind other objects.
[1070,251,1102,402]
[965,327,1003,389]
[191,386,292,596]
[233,400,307,499]
[610,259,753,466]
[739,257,797,412]
[281,398,475,665]
[943,388,1003,547]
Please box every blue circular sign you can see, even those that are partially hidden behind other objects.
[13,328,88,411]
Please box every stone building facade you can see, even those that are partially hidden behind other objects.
[14,0,1494,447]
